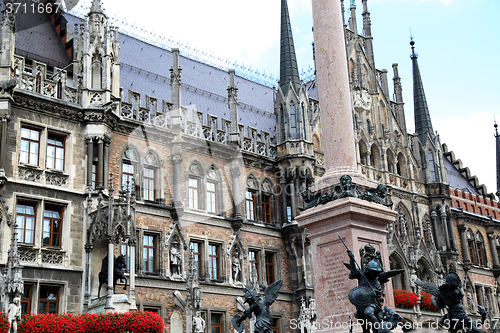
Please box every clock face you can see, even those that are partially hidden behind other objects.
[145,153,156,165]
[124,149,134,160]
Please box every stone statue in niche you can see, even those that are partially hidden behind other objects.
[416,272,487,333]
[193,311,205,333]
[342,238,404,333]
[8,297,21,333]
[232,280,283,333]
[232,250,241,282]
[170,240,182,276]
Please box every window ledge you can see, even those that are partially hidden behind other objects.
[45,168,66,174]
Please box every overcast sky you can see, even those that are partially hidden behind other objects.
[72,0,500,196]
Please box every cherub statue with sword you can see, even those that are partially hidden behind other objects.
[340,235,404,333]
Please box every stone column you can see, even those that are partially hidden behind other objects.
[458,225,470,263]
[289,181,297,221]
[105,239,114,311]
[230,167,242,217]
[446,211,457,251]
[297,1,398,331]
[84,244,92,311]
[129,239,137,310]
[97,137,104,188]
[440,205,451,250]
[103,138,110,188]
[281,177,288,223]
[172,155,182,206]
[311,0,366,188]
[86,137,94,188]
[487,229,500,268]
[431,210,441,250]
[0,117,7,168]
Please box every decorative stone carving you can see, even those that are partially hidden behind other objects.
[41,249,63,265]
[231,250,241,283]
[353,90,372,112]
[170,240,182,276]
[64,87,77,103]
[18,166,43,182]
[19,247,37,263]
[90,92,103,105]
[45,172,69,186]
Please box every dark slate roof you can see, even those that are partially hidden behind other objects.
[411,40,435,146]
[62,12,276,136]
[10,0,72,68]
[443,155,480,195]
[118,33,276,135]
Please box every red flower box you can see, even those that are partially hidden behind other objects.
[393,289,418,308]
[18,311,164,333]
[420,291,440,312]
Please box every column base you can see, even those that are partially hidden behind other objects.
[296,197,397,330]
[315,166,371,191]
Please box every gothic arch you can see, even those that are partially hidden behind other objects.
[359,139,369,165]
[396,152,406,177]
[395,203,412,240]
[165,223,187,278]
[370,143,381,169]
[386,148,395,173]
[389,252,408,290]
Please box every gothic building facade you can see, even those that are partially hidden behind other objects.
[0,0,499,331]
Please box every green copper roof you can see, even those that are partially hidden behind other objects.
[279,0,301,96]
[411,40,435,145]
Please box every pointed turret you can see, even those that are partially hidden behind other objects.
[392,63,407,133]
[411,39,435,145]
[495,122,500,195]
[89,0,105,15]
[279,0,301,96]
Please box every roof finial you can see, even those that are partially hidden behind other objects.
[495,116,499,137]
[410,30,417,59]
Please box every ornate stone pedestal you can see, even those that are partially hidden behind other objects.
[87,294,131,314]
[296,197,397,332]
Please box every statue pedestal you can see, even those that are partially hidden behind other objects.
[296,197,397,333]
[87,294,131,314]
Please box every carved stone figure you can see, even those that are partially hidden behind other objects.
[170,241,182,276]
[416,272,486,333]
[0,78,17,95]
[8,297,21,333]
[232,251,241,282]
[339,174,357,198]
[343,241,403,333]
[232,280,283,333]
[193,311,205,333]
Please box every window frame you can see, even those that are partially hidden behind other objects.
[206,180,218,214]
[20,127,41,166]
[210,313,223,333]
[122,161,135,192]
[188,177,201,210]
[265,252,276,285]
[190,240,203,279]
[16,202,37,244]
[262,193,272,224]
[46,134,65,171]
[143,233,157,273]
[142,166,156,201]
[21,285,32,315]
[42,205,63,248]
[38,286,59,314]
[248,249,260,282]
[208,243,221,281]
[245,190,256,221]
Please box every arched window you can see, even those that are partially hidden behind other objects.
[245,177,258,221]
[428,150,436,182]
[397,152,406,177]
[386,149,395,173]
[359,140,368,165]
[206,166,221,214]
[466,229,476,264]
[142,151,160,201]
[370,144,380,168]
[261,179,273,224]
[91,53,102,89]
[122,147,138,192]
[290,102,297,139]
[188,162,202,210]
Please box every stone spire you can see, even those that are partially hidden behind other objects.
[4,223,23,303]
[361,0,377,93]
[411,39,435,145]
[495,122,500,196]
[279,0,301,96]
[392,63,407,134]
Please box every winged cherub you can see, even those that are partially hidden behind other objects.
[415,272,486,333]
[232,280,283,333]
